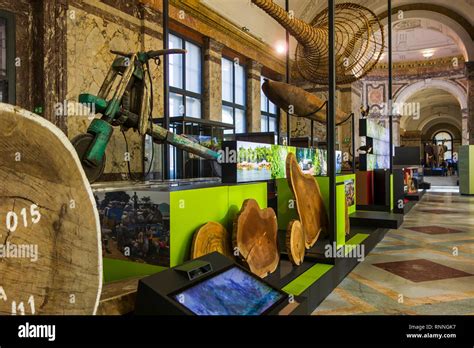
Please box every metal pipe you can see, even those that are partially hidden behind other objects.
[388,0,393,173]
[285,0,291,145]
[163,0,170,179]
[352,113,356,173]
[328,0,336,248]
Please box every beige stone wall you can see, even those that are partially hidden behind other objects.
[203,38,223,122]
[66,3,164,177]
[246,60,262,133]
[289,88,327,143]
[338,88,353,157]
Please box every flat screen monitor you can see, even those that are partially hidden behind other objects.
[170,266,286,315]
[394,146,420,166]
[234,141,343,182]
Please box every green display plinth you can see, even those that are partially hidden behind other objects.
[170,182,267,267]
[93,181,267,283]
[459,145,474,195]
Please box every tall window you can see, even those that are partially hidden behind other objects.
[433,131,453,160]
[168,33,202,118]
[260,76,278,136]
[0,11,15,104]
[222,57,246,134]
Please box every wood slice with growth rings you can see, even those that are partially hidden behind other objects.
[286,152,328,249]
[0,104,102,315]
[232,199,279,278]
[286,220,305,265]
[191,221,233,259]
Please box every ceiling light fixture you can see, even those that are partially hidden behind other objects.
[275,41,287,55]
[422,49,434,59]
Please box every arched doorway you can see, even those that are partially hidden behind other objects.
[397,86,462,185]
[433,131,453,160]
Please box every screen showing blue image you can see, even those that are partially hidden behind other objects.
[172,267,285,315]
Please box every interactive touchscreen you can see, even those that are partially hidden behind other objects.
[172,266,285,315]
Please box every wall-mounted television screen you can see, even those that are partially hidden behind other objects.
[171,266,286,315]
[235,141,342,182]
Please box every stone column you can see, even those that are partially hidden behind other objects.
[393,115,401,147]
[32,0,68,133]
[466,61,474,144]
[246,60,262,133]
[337,87,353,156]
[203,37,224,122]
[462,108,469,145]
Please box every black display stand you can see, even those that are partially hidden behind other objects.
[135,252,289,315]
[134,222,391,316]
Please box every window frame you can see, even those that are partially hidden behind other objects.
[168,31,203,118]
[0,10,15,104]
[260,76,279,138]
[222,56,246,134]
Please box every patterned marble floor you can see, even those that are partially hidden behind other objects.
[313,192,474,315]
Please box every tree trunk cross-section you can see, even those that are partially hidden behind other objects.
[0,104,102,315]
[286,152,328,249]
[286,220,305,266]
[191,221,233,260]
[232,199,279,278]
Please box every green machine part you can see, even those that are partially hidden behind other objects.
[78,94,114,166]
[79,93,108,113]
[85,118,114,166]
[79,93,220,162]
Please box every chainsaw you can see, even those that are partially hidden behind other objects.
[71,49,221,182]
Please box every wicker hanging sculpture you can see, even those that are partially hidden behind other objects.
[251,0,384,84]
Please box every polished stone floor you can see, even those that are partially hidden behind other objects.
[313,191,474,315]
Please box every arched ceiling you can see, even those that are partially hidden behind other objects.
[400,88,462,133]
[201,0,473,60]
[379,18,462,62]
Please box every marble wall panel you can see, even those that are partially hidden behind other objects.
[66,3,164,177]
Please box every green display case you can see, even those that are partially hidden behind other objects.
[459,145,474,195]
[170,182,267,267]
[93,180,267,283]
